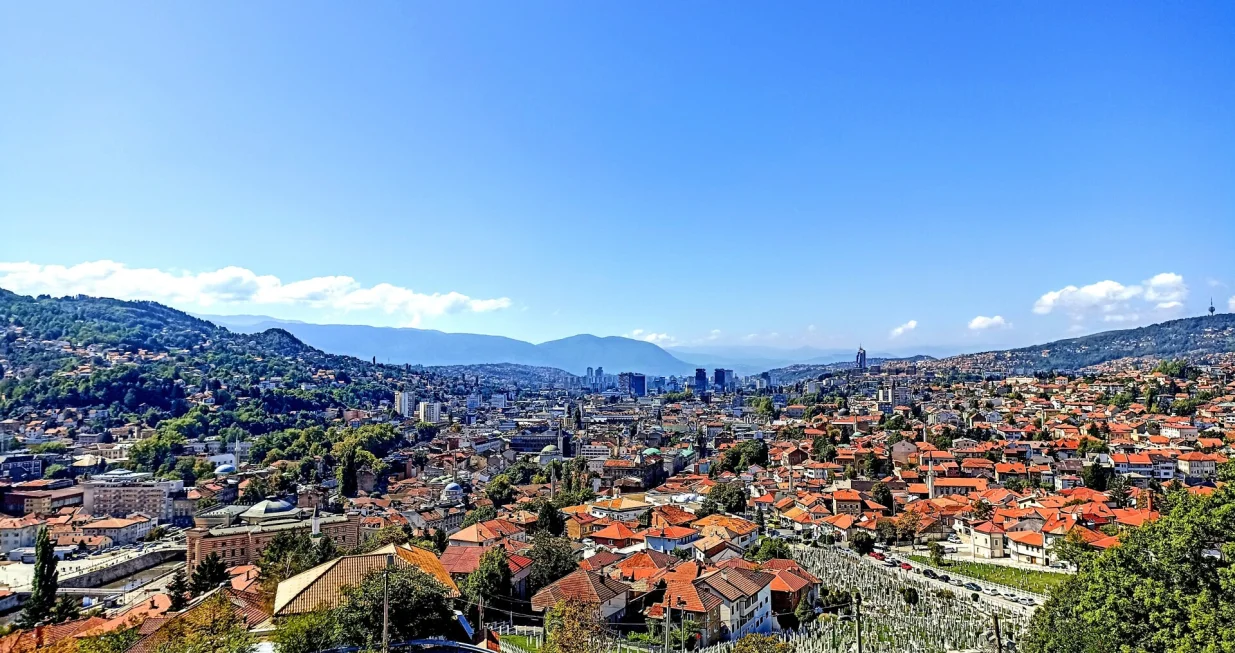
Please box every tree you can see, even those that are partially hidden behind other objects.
[732,633,792,653]
[463,547,512,610]
[637,509,652,529]
[544,599,606,653]
[900,586,920,606]
[21,526,58,626]
[971,499,994,522]
[335,566,454,647]
[189,552,228,596]
[928,541,946,567]
[166,568,191,611]
[431,527,449,554]
[462,504,497,528]
[811,436,836,463]
[702,482,748,516]
[871,483,894,515]
[794,595,815,626]
[849,531,874,555]
[895,510,922,545]
[77,624,142,653]
[1049,529,1094,569]
[747,536,792,562]
[50,596,81,623]
[486,475,514,507]
[1025,466,1235,653]
[536,499,565,536]
[1106,474,1131,508]
[529,532,578,593]
[337,445,358,498]
[315,534,338,564]
[256,531,320,596]
[272,608,338,653]
[150,592,254,653]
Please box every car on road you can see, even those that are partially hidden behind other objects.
[937,574,951,583]
[1018,597,1037,606]
[900,563,913,571]
[923,569,939,579]
[869,552,886,561]
[947,534,961,544]
[964,582,982,592]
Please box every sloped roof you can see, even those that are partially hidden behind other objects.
[530,569,631,612]
[273,544,458,616]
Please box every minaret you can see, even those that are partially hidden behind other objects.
[926,454,936,500]
[311,506,321,538]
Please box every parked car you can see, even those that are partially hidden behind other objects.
[870,552,886,561]
[923,569,939,579]
[938,574,951,582]
[900,563,913,571]
[964,583,982,592]
[1018,597,1037,606]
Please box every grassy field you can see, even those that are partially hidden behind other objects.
[502,634,542,652]
[907,554,1071,595]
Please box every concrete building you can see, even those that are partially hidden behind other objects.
[83,477,183,523]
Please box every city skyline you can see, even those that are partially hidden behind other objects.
[3,3,1233,350]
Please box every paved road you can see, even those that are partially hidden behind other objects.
[855,551,1039,617]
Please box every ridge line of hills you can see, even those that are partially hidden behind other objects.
[3,290,1232,383]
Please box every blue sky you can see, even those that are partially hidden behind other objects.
[1,2,1232,352]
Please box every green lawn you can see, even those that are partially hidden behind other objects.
[502,634,542,653]
[906,554,1070,595]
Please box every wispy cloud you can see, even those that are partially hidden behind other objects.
[0,260,511,327]
[968,315,1010,330]
[624,329,676,345]
[889,320,917,338]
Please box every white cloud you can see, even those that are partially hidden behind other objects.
[1032,273,1189,321]
[1144,272,1188,304]
[968,315,1010,331]
[1229,296,1235,311]
[806,324,817,332]
[889,320,917,338]
[707,329,722,341]
[0,260,511,326]
[625,329,676,346]
[1032,280,1143,316]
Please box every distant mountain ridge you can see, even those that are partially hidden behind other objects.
[202,316,699,376]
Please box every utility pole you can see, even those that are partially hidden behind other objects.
[678,598,687,653]
[479,595,486,645]
[666,599,676,651]
[382,552,392,653]
[855,594,863,653]
[992,613,1004,653]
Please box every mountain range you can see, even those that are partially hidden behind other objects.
[202,315,700,377]
[201,315,919,377]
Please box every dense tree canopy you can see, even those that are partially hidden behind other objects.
[1026,467,1235,653]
